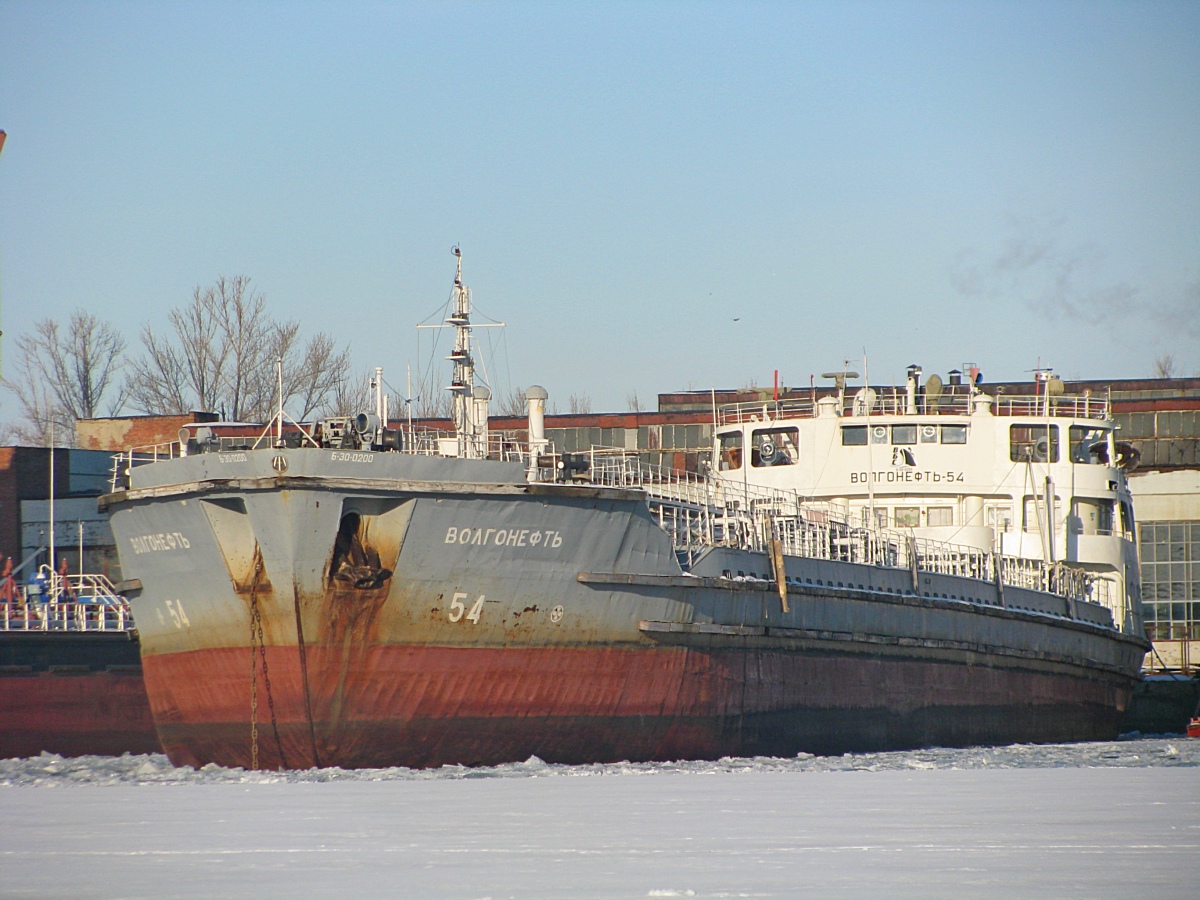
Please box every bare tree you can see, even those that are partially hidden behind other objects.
[626,390,643,413]
[125,283,230,416]
[326,368,375,418]
[126,276,350,422]
[496,386,528,418]
[3,370,66,446]
[410,373,454,419]
[3,311,127,445]
[568,392,593,414]
[1154,353,1178,379]
[215,276,274,420]
[124,325,192,416]
[286,332,352,421]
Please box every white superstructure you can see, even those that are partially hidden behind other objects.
[712,366,1143,635]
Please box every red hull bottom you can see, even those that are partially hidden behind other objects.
[0,671,161,759]
[144,644,1132,770]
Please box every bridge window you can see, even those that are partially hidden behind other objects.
[1071,498,1114,535]
[927,507,953,527]
[842,425,868,445]
[718,431,743,471]
[986,504,1013,533]
[895,507,920,528]
[751,427,799,467]
[1023,494,1062,533]
[891,424,917,445]
[941,424,968,444]
[1069,426,1109,464]
[1010,424,1059,462]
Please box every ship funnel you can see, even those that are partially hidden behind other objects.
[526,386,548,446]
[905,365,922,415]
[526,386,549,478]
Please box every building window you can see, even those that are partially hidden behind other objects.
[1139,521,1200,640]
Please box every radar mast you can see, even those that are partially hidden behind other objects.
[445,246,489,458]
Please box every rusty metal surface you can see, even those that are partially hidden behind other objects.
[142,643,1132,770]
[0,630,160,758]
[0,669,160,758]
[105,447,1145,770]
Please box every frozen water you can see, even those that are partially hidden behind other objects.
[2,739,1197,898]
[2,736,1198,787]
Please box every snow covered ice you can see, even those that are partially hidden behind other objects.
[2,739,1197,898]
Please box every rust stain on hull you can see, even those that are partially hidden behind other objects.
[142,643,1132,770]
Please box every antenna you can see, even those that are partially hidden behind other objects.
[49,417,56,581]
[821,364,859,415]
[275,356,284,447]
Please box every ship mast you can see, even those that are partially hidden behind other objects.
[445,246,488,458]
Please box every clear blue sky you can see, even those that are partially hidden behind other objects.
[2,0,1197,416]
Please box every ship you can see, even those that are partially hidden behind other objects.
[706,362,1166,730]
[709,361,1143,641]
[1,564,159,759]
[100,250,1149,770]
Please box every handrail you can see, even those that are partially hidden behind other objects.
[2,569,136,633]
[1,596,133,633]
[109,427,532,489]
[564,446,1098,607]
[103,432,1105,612]
[716,390,1109,426]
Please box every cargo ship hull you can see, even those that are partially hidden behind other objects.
[0,632,160,759]
[145,642,1133,770]
[103,449,1145,770]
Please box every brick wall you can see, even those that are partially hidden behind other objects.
[76,412,219,451]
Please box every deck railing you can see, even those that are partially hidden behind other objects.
[571,447,1097,605]
[104,432,1102,609]
[1,599,133,633]
[110,441,183,490]
[1,569,135,633]
[717,389,1110,426]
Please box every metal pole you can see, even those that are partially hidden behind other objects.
[276,356,284,447]
[48,419,55,576]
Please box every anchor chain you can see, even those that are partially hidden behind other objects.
[247,551,289,769]
[249,595,259,770]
